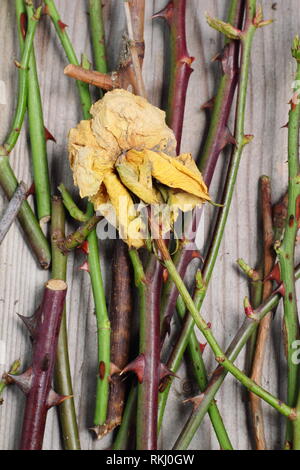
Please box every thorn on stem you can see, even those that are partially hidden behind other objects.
[264,263,281,284]
[244,296,256,319]
[47,389,72,408]
[79,260,90,272]
[152,2,174,23]
[183,393,205,410]
[44,127,56,143]
[201,97,215,110]
[7,367,33,395]
[78,240,89,255]
[120,354,145,384]
[57,19,68,31]
[159,363,178,382]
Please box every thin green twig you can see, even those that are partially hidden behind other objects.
[0,1,51,269]
[172,265,300,449]
[278,39,300,449]
[45,0,111,425]
[51,196,81,450]
[58,183,89,222]
[158,0,259,435]
[88,0,107,80]
[24,2,51,224]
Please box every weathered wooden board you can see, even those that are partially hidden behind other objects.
[0,0,299,450]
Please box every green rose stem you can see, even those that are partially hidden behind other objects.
[56,214,102,254]
[51,196,81,450]
[159,0,245,346]
[243,267,262,379]
[23,2,51,225]
[0,2,51,269]
[158,0,258,433]
[88,0,107,81]
[58,183,89,222]
[276,39,300,449]
[153,0,235,451]
[115,0,244,450]
[158,273,232,451]
[172,265,300,450]
[153,226,294,418]
[45,0,110,426]
[112,383,137,450]
[89,1,134,439]
[0,360,21,405]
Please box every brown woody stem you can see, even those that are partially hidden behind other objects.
[249,175,275,450]
[64,64,119,90]
[95,239,132,439]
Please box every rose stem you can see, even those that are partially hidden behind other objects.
[244,265,263,376]
[51,196,81,449]
[43,0,92,118]
[277,40,300,449]
[64,0,146,96]
[0,181,27,245]
[172,265,300,450]
[0,360,21,405]
[94,239,132,439]
[56,214,102,254]
[58,183,89,222]
[45,0,111,425]
[112,384,137,450]
[10,279,68,450]
[122,1,161,449]
[118,0,162,450]
[123,1,146,98]
[153,0,194,154]
[158,272,232,450]
[154,0,234,450]
[88,0,107,81]
[249,176,275,450]
[128,249,162,451]
[63,64,118,90]
[157,0,246,429]
[0,2,51,269]
[114,0,242,449]
[109,0,148,448]
[154,227,294,418]
[160,0,245,346]
[88,0,134,438]
[23,2,51,225]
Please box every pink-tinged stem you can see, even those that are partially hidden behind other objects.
[11,280,67,450]
[160,1,245,344]
[154,0,193,153]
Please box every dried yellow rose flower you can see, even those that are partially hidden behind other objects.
[68,89,210,248]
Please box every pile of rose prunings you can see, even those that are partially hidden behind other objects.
[1,0,300,451]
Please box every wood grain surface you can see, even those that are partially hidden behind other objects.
[0,0,299,450]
